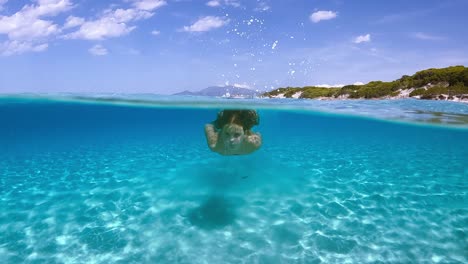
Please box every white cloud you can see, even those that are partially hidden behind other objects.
[131,0,166,11]
[88,44,107,56]
[64,12,138,40]
[0,18,59,41]
[206,0,220,7]
[233,83,250,89]
[0,40,48,56]
[254,1,270,12]
[64,11,148,40]
[64,16,84,29]
[151,30,160,35]
[353,34,371,43]
[64,1,166,40]
[353,82,364,85]
[309,10,337,23]
[225,0,241,7]
[0,0,73,40]
[413,32,444,41]
[22,0,74,17]
[206,0,240,8]
[0,0,73,55]
[182,16,228,32]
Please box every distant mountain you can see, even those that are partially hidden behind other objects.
[173,86,260,98]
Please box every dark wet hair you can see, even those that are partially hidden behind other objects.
[213,109,259,130]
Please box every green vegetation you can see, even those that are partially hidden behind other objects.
[346,81,400,99]
[300,87,340,99]
[262,66,468,100]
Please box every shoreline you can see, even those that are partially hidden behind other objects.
[1,92,468,103]
[266,89,468,103]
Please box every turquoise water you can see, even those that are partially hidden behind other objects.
[0,96,467,263]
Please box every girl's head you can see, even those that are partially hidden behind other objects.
[213,109,259,131]
[214,110,258,151]
[213,109,259,151]
[221,123,244,150]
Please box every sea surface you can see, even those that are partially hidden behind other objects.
[0,95,467,263]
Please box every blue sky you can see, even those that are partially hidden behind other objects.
[0,0,467,94]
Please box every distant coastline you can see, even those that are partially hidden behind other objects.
[261,66,468,103]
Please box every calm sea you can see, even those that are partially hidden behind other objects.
[0,96,467,263]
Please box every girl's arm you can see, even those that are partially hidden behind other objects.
[244,131,262,150]
[204,123,219,150]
